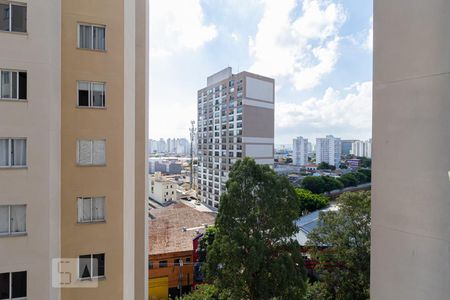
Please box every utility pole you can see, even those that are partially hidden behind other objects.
[178,259,184,298]
[189,120,196,189]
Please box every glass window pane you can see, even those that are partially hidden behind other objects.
[0,4,9,31]
[79,255,91,279]
[92,197,105,221]
[1,71,11,99]
[10,205,26,233]
[78,82,89,106]
[93,253,105,277]
[12,138,26,166]
[92,140,105,165]
[18,72,26,99]
[82,198,92,222]
[79,25,92,49]
[91,83,104,107]
[11,271,26,298]
[0,206,9,234]
[11,5,26,32]
[93,26,105,50]
[0,139,9,167]
[11,72,17,99]
[0,272,9,300]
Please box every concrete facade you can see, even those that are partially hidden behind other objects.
[372,1,450,299]
[0,0,61,299]
[0,0,148,299]
[197,68,274,208]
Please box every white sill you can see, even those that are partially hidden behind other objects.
[76,164,106,167]
[79,276,106,281]
[76,105,107,110]
[0,232,27,238]
[76,47,107,53]
[0,166,28,169]
[0,30,28,36]
[0,98,28,102]
[77,220,106,224]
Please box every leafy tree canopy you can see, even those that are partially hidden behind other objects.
[204,158,307,300]
[296,188,329,214]
[317,162,336,170]
[306,191,371,300]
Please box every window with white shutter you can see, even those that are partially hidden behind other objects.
[77,197,105,223]
[77,139,105,166]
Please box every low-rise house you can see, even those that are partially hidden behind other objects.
[149,172,178,204]
[149,203,216,299]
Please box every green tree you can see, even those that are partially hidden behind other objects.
[357,157,371,168]
[296,189,329,214]
[354,171,368,184]
[321,176,344,192]
[306,191,371,300]
[357,169,371,182]
[204,158,307,300]
[198,227,217,263]
[179,284,219,300]
[301,176,326,194]
[337,173,358,187]
[317,162,336,170]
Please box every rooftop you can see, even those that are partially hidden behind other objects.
[149,203,216,256]
[294,205,338,246]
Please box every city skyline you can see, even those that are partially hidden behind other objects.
[149,0,373,144]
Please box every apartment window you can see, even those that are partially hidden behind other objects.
[159,261,168,268]
[78,24,106,50]
[79,253,105,279]
[77,139,106,166]
[0,71,26,100]
[77,197,105,223]
[77,81,105,107]
[0,138,26,168]
[0,271,26,299]
[0,205,26,236]
[0,2,26,33]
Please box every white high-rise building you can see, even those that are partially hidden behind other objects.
[351,139,372,158]
[292,137,308,166]
[315,135,342,166]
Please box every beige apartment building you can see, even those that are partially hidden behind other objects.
[372,1,450,299]
[0,0,148,299]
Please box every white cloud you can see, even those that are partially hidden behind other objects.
[276,81,372,139]
[364,17,373,51]
[231,32,239,43]
[149,0,217,58]
[249,0,346,91]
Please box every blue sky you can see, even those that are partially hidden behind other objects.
[149,0,373,144]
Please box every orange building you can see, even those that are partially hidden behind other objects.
[149,203,216,299]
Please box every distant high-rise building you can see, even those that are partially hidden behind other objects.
[351,139,372,158]
[197,67,274,208]
[307,142,314,156]
[341,139,357,155]
[292,137,308,166]
[316,135,342,166]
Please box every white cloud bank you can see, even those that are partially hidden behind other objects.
[149,0,217,58]
[249,0,346,91]
[276,81,372,139]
